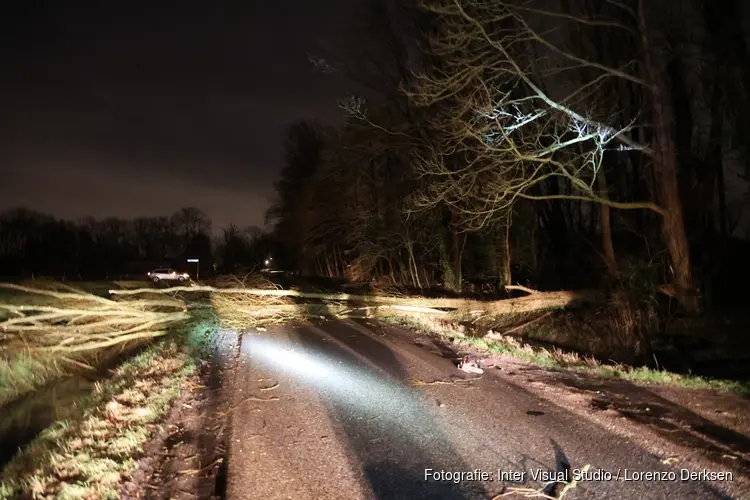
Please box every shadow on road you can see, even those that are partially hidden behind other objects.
[552,375,750,471]
[289,321,489,500]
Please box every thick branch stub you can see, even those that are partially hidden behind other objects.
[504,285,538,295]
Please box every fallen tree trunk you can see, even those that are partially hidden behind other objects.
[0,280,603,353]
[228,304,452,317]
[110,285,604,317]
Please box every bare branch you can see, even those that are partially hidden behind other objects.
[402,0,659,230]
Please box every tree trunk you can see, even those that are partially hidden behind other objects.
[597,172,617,276]
[396,257,407,286]
[413,254,422,289]
[325,250,334,278]
[405,233,422,288]
[451,228,463,291]
[438,233,458,292]
[531,206,538,273]
[332,245,341,277]
[639,0,700,312]
[407,242,420,288]
[502,220,512,287]
[654,104,699,312]
[424,262,430,288]
[716,155,727,237]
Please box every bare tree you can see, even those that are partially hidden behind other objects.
[405,0,700,309]
[266,120,329,274]
[172,207,211,245]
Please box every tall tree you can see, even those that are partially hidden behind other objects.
[405,0,701,309]
[267,120,327,273]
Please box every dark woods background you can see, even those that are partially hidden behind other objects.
[3,0,750,316]
[0,207,274,279]
[268,0,750,312]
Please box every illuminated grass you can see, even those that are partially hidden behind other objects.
[0,354,68,408]
[0,281,170,407]
[0,319,215,499]
[0,289,62,407]
[380,313,750,396]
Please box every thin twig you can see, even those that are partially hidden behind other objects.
[176,458,224,475]
[411,377,481,386]
[217,395,280,417]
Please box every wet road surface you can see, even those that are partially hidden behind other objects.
[225,320,736,500]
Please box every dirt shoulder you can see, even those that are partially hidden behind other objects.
[456,346,750,497]
[121,331,240,500]
[379,313,750,495]
[0,340,196,499]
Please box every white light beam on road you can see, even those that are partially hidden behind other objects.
[242,335,447,443]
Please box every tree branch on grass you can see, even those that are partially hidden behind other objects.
[0,283,190,354]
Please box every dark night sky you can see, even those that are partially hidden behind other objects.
[0,1,357,231]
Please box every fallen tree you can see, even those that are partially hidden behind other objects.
[109,283,604,328]
[0,283,191,354]
[0,277,603,354]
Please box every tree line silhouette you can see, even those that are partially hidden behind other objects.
[0,207,273,279]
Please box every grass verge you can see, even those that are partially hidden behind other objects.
[0,280,187,408]
[0,316,216,499]
[0,354,69,409]
[380,313,750,397]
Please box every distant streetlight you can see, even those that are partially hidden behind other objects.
[187,258,200,280]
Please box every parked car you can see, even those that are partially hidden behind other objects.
[147,268,190,283]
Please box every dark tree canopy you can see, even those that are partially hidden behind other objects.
[266,0,750,311]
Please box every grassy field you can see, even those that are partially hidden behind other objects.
[0,281,156,408]
[0,285,69,408]
[0,279,221,498]
[0,317,216,499]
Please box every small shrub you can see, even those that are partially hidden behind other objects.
[604,259,665,359]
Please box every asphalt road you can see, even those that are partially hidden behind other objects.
[225,320,735,500]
